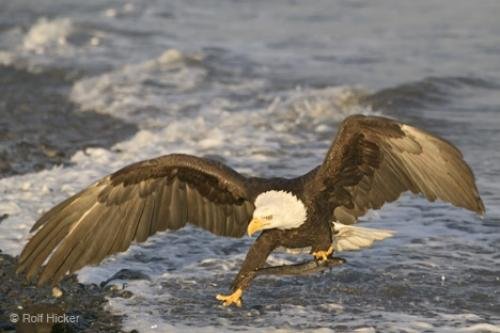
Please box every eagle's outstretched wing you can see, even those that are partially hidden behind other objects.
[318,115,484,224]
[18,154,262,285]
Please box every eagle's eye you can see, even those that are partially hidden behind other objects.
[262,215,273,220]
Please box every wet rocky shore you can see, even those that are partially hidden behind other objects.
[0,65,138,333]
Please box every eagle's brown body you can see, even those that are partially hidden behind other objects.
[17,115,484,305]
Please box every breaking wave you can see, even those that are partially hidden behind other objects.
[23,18,75,53]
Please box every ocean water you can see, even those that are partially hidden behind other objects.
[0,1,499,332]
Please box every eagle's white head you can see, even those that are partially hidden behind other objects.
[247,190,307,236]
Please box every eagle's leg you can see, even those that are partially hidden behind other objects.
[312,244,334,262]
[216,230,278,307]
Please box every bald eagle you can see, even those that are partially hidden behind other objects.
[17,115,484,307]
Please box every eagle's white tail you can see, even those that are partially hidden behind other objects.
[332,222,394,252]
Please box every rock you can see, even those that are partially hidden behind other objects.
[52,287,63,298]
[0,253,126,332]
[100,269,151,287]
[0,214,8,225]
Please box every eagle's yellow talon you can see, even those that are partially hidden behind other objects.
[312,245,334,262]
[216,288,243,307]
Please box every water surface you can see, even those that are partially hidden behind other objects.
[0,1,499,332]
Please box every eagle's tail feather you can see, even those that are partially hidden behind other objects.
[332,222,394,252]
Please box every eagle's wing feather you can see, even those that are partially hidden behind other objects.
[318,115,484,225]
[18,154,260,285]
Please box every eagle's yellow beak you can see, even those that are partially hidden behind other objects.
[247,218,267,236]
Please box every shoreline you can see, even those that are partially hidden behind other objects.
[0,251,130,333]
